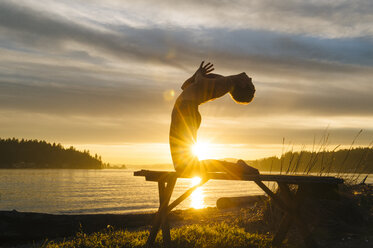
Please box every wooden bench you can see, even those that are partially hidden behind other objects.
[134,170,344,248]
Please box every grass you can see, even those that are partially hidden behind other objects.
[263,130,373,184]
[40,223,274,248]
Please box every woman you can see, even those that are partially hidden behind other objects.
[169,61,259,176]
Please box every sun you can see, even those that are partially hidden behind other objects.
[191,141,211,160]
[191,176,202,186]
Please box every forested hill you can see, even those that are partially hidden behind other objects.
[250,147,373,174]
[0,138,106,169]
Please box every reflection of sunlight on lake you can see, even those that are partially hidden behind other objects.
[190,177,204,209]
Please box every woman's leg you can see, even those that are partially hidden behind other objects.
[200,159,259,175]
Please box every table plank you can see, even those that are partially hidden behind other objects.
[134,170,344,184]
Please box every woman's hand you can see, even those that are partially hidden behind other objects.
[181,61,215,90]
[194,61,215,83]
[196,61,214,76]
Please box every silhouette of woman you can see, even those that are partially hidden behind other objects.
[169,61,259,176]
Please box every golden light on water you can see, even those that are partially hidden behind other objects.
[190,177,204,209]
[191,141,211,160]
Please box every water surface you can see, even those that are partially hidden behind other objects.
[0,169,370,214]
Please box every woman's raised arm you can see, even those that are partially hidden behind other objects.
[181,61,215,90]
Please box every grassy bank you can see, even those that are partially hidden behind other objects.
[41,223,273,248]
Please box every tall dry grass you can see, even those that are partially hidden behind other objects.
[263,129,373,184]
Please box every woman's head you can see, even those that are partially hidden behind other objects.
[229,73,255,104]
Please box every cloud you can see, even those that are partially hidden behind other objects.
[1,1,373,68]
[0,1,162,65]
[42,0,373,38]
[1,54,372,119]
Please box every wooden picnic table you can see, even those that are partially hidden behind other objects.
[134,170,344,248]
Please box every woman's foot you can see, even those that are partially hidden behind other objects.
[236,159,259,175]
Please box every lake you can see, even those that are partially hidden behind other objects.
[0,169,371,214]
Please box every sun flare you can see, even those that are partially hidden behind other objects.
[191,176,201,186]
[191,141,211,160]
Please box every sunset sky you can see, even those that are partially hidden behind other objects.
[0,0,372,165]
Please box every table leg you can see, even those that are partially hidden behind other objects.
[161,178,177,247]
[254,180,289,211]
[255,181,318,247]
[255,181,294,247]
[146,177,177,248]
[278,183,318,248]
[272,183,297,247]
[292,185,318,248]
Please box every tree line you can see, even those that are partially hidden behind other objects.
[250,147,373,174]
[0,138,107,169]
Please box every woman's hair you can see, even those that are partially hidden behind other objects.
[229,80,255,104]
